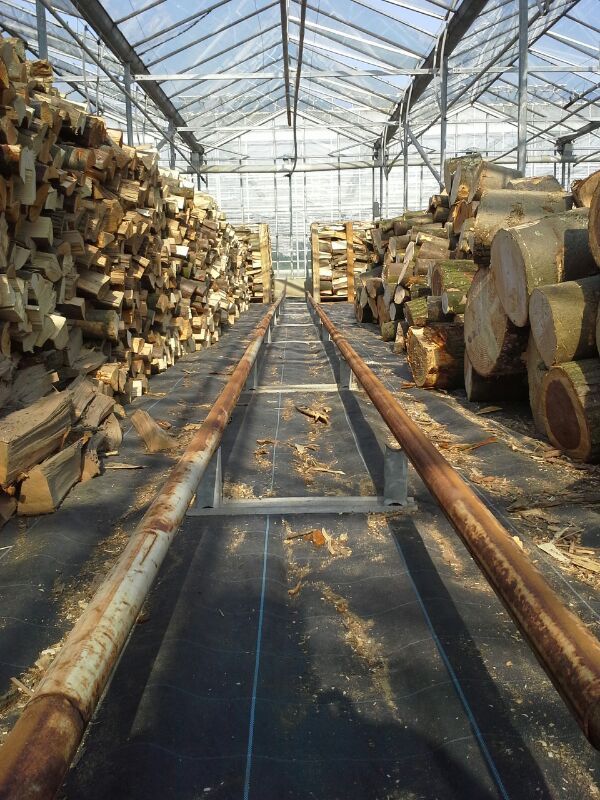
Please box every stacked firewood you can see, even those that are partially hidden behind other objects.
[312,221,375,300]
[233,223,274,302]
[0,37,251,521]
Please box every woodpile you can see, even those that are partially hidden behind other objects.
[0,38,253,522]
[354,152,600,462]
[234,223,273,302]
[311,220,375,301]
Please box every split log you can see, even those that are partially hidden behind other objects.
[529,275,600,367]
[403,297,428,327]
[541,359,600,461]
[473,189,572,265]
[407,323,465,389]
[464,267,528,377]
[18,438,83,515]
[80,394,115,429]
[0,392,72,487]
[449,154,482,205]
[393,324,406,354]
[464,351,527,403]
[130,409,175,452]
[526,334,547,433]
[491,208,596,326]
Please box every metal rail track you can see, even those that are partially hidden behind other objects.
[0,294,285,800]
[307,293,600,751]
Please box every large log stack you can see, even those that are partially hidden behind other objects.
[353,150,600,462]
[0,38,252,521]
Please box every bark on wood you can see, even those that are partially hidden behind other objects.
[473,189,572,265]
[426,295,454,323]
[464,267,528,377]
[541,359,600,461]
[407,323,465,389]
[403,297,428,327]
[529,275,600,367]
[381,320,398,342]
[506,175,562,193]
[131,409,175,452]
[491,208,596,326]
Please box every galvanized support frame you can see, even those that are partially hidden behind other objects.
[123,62,134,146]
[517,0,529,173]
[66,0,203,161]
[35,0,48,61]
[438,32,448,188]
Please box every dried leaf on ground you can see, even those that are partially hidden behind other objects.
[256,438,275,445]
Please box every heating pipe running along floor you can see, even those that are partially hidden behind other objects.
[307,292,600,751]
[0,293,285,800]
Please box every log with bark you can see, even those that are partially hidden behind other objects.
[407,323,465,389]
[529,275,600,367]
[490,208,596,326]
[541,359,600,461]
[472,189,572,265]
[464,267,529,377]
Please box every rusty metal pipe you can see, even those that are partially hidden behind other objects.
[0,294,284,799]
[308,293,600,749]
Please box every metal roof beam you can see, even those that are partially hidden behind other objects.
[67,0,203,157]
[384,0,490,145]
[146,2,277,68]
[132,0,235,49]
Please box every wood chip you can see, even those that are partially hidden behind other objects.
[288,580,303,597]
[295,404,330,425]
[476,405,502,415]
[537,541,571,564]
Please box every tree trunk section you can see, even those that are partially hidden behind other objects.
[541,359,600,462]
[491,208,596,326]
[529,275,600,367]
[465,267,528,377]
[473,189,572,265]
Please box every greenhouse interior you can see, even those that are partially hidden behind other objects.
[0,1,600,798]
